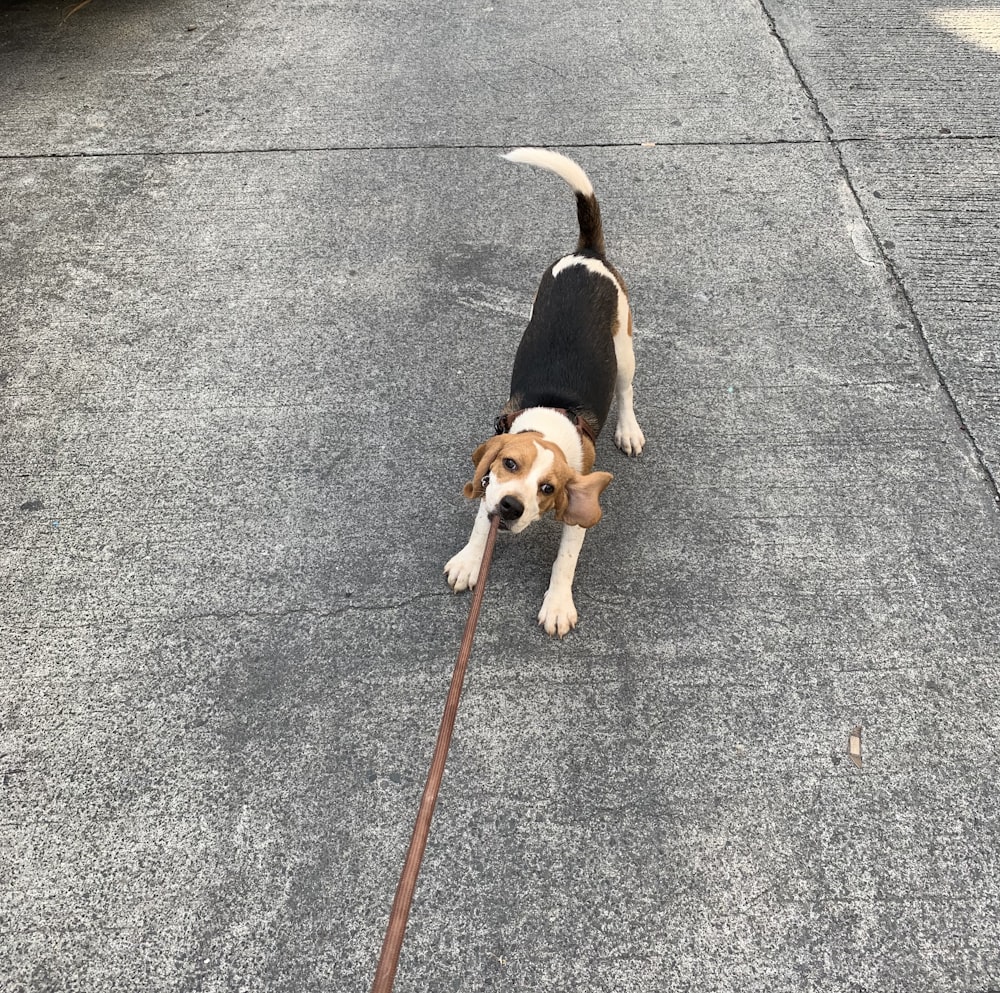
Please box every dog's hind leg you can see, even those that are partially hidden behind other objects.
[613,306,646,456]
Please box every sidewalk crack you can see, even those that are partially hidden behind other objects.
[757,0,1000,515]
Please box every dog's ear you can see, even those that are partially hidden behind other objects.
[463,436,506,499]
[556,470,613,528]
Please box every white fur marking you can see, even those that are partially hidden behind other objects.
[552,254,616,281]
[509,407,583,472]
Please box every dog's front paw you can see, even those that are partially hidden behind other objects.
[444,544,485,593]
[615,415,646,457]
[538,587,578,638]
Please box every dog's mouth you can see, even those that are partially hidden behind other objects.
[487,512,511,532]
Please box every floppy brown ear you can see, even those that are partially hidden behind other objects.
[463,436,505,499]
[558,470,613,528]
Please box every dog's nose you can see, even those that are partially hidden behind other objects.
[498,495,524,521]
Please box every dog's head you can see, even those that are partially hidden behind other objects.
[463,432,613,533]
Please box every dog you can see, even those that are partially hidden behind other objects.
[444,148,645,637]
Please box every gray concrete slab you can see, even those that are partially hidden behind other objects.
[4,138,1000,991]
[0,0,819,154]
[765,0,1000,139]
[761,3,1000,532]
[3,2,1000,992]
[840,137,1000,482]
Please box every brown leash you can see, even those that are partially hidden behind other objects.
[370,512,502,993]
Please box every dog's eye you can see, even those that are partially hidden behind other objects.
[539,482,555,495]
[503,458,518,472]
[481,475,490,488]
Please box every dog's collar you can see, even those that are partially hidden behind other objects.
[495,407,598,446]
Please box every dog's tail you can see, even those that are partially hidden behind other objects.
[502,147,606,257]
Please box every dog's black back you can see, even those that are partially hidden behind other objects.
[508,257,618,435]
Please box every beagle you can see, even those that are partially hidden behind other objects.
[445,148,645,637]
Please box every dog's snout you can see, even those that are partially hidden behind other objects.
[498,495,524,521]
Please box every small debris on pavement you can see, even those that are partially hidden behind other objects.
[848,725,863,768]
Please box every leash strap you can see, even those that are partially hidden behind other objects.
[370,512,502,993]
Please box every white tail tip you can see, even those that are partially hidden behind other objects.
[502,147,594,198]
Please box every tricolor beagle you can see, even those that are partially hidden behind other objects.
[445,148,645,637]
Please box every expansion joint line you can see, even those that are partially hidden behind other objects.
[757,0,1000,513]
[0,137,827,163]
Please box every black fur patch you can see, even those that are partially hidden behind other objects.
[507,261,618,436]
[575,192,605,255]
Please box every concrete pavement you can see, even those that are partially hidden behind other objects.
[2,2,999,991]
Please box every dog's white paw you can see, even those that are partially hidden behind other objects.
[538,587,578,638]
[444,544,485,592]
[614,416,646,457]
